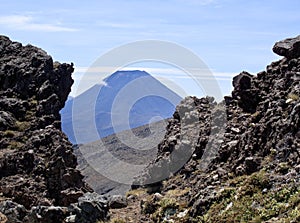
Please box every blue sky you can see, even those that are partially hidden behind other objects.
[0,0,299,98]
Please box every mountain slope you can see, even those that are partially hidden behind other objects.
[61,70,182,144]
[74,119,168,196]
[108,36,300,222]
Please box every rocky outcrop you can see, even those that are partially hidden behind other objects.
[109,36,300,222]
[0,36,108,222]
[132,96,219,189]
[0,193,108,223]
[273,35,300,59]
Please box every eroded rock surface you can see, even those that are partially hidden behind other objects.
[109,36,300,222]
[0,36,108,222]
[273,35,300,59]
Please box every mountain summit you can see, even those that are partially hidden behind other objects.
[61,70,182,144]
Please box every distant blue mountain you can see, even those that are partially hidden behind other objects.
[60,70,182,144]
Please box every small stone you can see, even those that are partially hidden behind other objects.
[109,195,127,209]
[177,209,188,218]
[236,166,245,175]
[212,174,219,181]
[153,193,163,200]
[168,136,177,142]
[231,127,240,133]
[65,214,76,223]
[224,202,233,211]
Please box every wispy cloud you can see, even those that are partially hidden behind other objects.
[70,66,235,97]
[0,15,77,32]
[74,66,236,79]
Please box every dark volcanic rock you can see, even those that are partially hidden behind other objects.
[71,192,108,222]
[117,36,300,222]
[0,36,107,222]
[23,193,108,223]
[231,71,260,113]
[108,195,127,209]
[273,35,300,59]
[0,200,27,223]
[0,111,16,130]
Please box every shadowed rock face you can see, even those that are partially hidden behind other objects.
[0,36,108,222]
[273,35,300,59]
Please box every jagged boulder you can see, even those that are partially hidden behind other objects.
[108,195,127,209]
[0,201,27,223]
[69,193,108,223]
[21,193,108,223]
[24,206,68,223]
[231,71,260,113]
[273,35,300,59]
